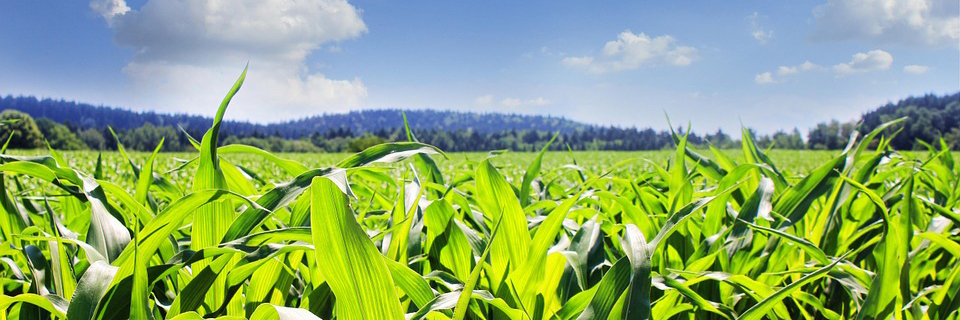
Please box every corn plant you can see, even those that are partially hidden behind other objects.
[0,69,958,320]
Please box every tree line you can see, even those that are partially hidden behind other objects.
[0,96,589,138]
[0,92,956,152]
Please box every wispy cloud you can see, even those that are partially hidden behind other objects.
[474,94,494,106]
[756,61,821,84]
[475,95,551,107]
[903,65,930,74]
[500,97,550,107]
[747,12,774,44]
[777,61,820,76]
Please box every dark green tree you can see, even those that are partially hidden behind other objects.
[347,134,387,152]
[36,118,88,150]
[0,109,45,149]
[771,129,804,149]
[860,93,960,150]
[807,120,855,150]
[78,128,107,150]
[120,123,186,152]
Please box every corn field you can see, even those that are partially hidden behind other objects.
[1,70,958,320]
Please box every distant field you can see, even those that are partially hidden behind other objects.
[6,148,843,185]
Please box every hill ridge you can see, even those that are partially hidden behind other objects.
[0,95,593,139]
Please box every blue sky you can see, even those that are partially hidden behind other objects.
[0,0,957,134]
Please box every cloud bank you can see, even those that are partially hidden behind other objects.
[811,0,959,46]
[91,0,368,122]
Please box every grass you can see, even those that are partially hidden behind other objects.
[0,69,958,320]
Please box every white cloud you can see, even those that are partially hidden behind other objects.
[92,0,369,122]
[757,61,822,84]
[527,97,551,106]
[752,30,774,43]
[832,50,894,74]
[562,30,698,73]
[903,64,930,74]
[561,56,595,70]
[500,97,550,107]
[500,98,522,107]
[474,94,494,106]
[811,0,960,46]
[759,51,895,83]
[755,72,777,84]
[747,12,774,44]
[90,0,130,23]
[799,61,820,71]
[476,95,551,108]
[777,66,799,76]
[777,61,821,76]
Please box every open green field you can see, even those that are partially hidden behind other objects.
[1,73,958,320]
[3,149,844,190]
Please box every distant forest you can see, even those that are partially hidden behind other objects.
[0,92,957,152]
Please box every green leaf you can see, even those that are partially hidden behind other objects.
[739,251,852,320]
[402,111,446,199]
[575,257,632,320]
[452,215,503,320]
[310,176,404,320]
[250,304,323,320]
[619,224,652,320]
[840,175,903,320]
[773,152,847,228]
[520,133,558,207]
[190,67,246,313]
[337,142,446,168]
[474,159,533,289]
[725,177,775,264]
[220,168,339,243]
[218,144,309,176]
[0,294,68,319]
[67,261,117,320]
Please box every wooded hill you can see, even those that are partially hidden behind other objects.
[0,92,957,151]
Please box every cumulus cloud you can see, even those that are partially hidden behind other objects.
[811,0,959,46]
[562,30,698,73]
[832,50,894,74]
[91,0,369,122]
[90,0,130,23]
[903,64,930,74]
[755,72,777,84]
